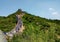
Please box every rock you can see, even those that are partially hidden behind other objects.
[0,30,7,42]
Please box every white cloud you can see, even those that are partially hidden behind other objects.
[52,12,58,15]
[49,8,59,16]
[49,8,54,11]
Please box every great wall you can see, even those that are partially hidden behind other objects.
[0,13,25,42]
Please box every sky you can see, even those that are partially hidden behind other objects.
[0,0,60,19]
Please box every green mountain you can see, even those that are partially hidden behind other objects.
[0,9,60,42]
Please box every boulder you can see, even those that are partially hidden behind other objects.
[0,30,7,42]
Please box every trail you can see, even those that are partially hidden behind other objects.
[6,14,25,39]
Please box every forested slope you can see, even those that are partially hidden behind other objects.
[0,9,60,42]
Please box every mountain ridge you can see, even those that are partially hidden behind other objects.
[0,9,60,42]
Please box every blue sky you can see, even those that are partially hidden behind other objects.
[0,0,60,19]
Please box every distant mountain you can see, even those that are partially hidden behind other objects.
[0,9,60,42]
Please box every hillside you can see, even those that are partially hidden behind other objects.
[0,9,60,42]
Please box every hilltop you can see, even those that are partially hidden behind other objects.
[0,9,60,42]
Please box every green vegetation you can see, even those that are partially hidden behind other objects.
[0,9,60,42]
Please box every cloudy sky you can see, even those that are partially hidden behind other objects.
[0,0,60,19]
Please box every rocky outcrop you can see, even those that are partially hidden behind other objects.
[0,30,7,42]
